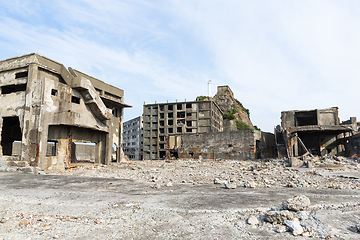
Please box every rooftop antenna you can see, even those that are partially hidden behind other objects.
[208,80,212,97]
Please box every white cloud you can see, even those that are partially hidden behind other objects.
[170,0,360,131]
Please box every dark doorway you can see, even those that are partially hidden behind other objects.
[1,117,22,156]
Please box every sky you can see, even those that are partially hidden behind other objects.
[1,0,360,132]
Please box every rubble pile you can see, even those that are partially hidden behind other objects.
[0,156,358,239]
[61,156,360,190]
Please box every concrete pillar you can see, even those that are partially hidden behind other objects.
[21,63,46,170]
[294,135,299,157]
[95,133,106,164]
[57,138,70,169]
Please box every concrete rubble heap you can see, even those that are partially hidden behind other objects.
[0,156,359,239]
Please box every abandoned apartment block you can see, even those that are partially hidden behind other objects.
[0,53,130,171]
[276,107,357,158]
[122,116,143,160]
[143,100,223,160]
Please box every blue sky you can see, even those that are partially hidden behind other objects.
[1,0,360,132]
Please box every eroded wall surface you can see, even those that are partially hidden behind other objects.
[168,130,275,160]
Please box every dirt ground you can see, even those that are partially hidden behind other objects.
[0,157,359,239]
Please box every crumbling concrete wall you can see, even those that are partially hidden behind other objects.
[168,130,275,160]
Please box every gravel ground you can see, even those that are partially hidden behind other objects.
[0,156,359,239]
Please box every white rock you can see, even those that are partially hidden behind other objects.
[247,216,259,225]
[225,181,237,189]
[165,182,173,187]
[297,211,309,220]
[214,178,223,184]
[284,220,303,236]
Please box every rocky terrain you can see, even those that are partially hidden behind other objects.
[0,156,359,239]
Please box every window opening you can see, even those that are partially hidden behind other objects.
[177,112,185,118]
[15,71,28,79]
[71,142,96,164]
[2,84,27,94]
[71,96,81,104]
[51,89,58,96]
[46,141,57,156]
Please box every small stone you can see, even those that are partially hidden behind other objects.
[275,225,287,233]
[165,182,173,187]
[286,182,297,188]
[225,181,237,189]
[244,181,256,188]
[297,211,309,220]
[19,219,29,226]
[247,216,259,225]
[153,183,161,189]
[284,220,304,236]
[356,223,360,232]
[265,210,293,224]
[214,178,223,184]
[22,213,29,219]
[283,195,310,211]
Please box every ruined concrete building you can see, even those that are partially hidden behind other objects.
[276,107,357,158]
[122,116,143,160]
[0,53,130,171]
[143,100,223,160]
[167,130,275,160]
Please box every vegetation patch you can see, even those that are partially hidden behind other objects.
[236,120,252,130]
[235,99,250,119]
[196,96,207,101]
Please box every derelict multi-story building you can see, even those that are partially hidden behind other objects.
[143,100,223,160]
[0,53,130,172]
[122,116,143,160]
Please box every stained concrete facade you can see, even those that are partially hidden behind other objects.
[167,130,275,160]
[123,116,143,160]
[0,53,130,171]
[143,100,223,160]
[277,107,356,158]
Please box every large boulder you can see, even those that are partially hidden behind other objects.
[282,195,310,211]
